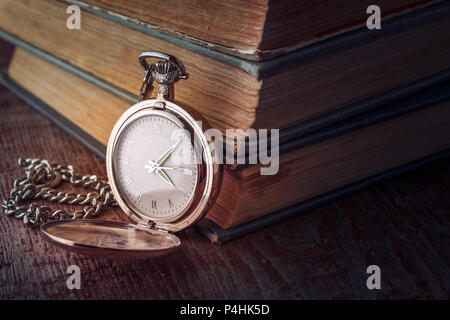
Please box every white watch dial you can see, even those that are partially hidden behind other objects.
[113,114,198,220]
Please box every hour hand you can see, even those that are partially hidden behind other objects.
[155,168,174,187]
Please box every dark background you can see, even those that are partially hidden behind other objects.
[0,38,449,299]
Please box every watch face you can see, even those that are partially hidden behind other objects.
[112,113,199,221]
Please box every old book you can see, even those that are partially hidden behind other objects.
[197,149,450,243]
[1,0,449,137]
[71,0,442,60]
[5,47,450,231]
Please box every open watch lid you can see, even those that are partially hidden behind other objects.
[41,219,182,259]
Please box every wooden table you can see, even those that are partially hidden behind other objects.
[1,52,449,300]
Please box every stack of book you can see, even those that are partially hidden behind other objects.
[1,0,450,242]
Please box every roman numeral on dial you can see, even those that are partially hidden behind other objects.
[123,175,133,186]
[138,122,147,135]
[119,158,129,165]
[177,187,187,196]
[135,190,142,202]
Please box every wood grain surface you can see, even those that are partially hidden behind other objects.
[1,40,449,299]
[1,82,450,299]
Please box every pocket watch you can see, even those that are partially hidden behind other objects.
[37,52,223,258]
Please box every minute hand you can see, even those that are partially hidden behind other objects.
[155,140,181,166]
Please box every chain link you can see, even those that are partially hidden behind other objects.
[139,67,154,101]
[1,158,117,228]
